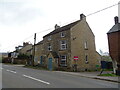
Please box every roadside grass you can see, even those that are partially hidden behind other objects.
[0,56,2,63]
[24,65,48,70]
[3,63,24,65]
[98,73,119,77]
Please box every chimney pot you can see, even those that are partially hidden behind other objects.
[55,24,60,29]
[114,16,119,24]
[80,14,86,20]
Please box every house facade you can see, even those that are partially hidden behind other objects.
[19,42,32,55]
[107,16,120,74]
[37,14,101,71]
[34,41,44,65]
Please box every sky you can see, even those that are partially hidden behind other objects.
[0,0,120,53]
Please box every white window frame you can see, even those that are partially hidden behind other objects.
[60,32,65,37]
[48,43,52,51]
[60,55,67,66]
[84,41,88,49]
[60,40,67,50]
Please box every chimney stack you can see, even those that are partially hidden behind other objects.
[80,14,86,20]
[55,24,60,29]
[23,42,29,46]
[114,16,119,24]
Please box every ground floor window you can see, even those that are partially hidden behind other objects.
[85,55,88,64]
[60,55,67,66]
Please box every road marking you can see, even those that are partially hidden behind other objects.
[0,68,3,70]
[6,70,16,74]
[23,74,50,85]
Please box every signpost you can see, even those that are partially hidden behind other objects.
[74,56,78,61]
[73,56,78,71]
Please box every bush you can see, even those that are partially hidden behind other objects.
[17,54,30,59]
[2,58,11,63]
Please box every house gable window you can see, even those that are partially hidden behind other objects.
[48,43,52,51]
[84,41,88,50]
[48,36,51,41]
[60,55,67,66]
[60,40,67,50]
[60,32,65,37]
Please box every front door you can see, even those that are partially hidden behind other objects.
[40,56,42,65]
[48,58,52,70]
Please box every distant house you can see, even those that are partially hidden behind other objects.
[19,42,32,55]
[2,52,8,59]
[34,41,44,65]
[34,14,101,71]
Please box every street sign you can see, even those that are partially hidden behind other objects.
[74,56,78,61]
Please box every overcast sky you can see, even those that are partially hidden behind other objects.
[0,0,119,53]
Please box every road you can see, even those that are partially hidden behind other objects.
[1,64,119,88]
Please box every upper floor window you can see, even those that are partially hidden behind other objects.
[48,36,51,41]
[84,41,88,49]
[60,40,67,50]
[60,55,67,66]
[48,43,52,51]
[60,32,65,37]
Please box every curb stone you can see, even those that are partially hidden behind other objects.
[55,71,120,83]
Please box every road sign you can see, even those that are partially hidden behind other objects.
[74,56,78,61]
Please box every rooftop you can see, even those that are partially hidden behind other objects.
[107,23,120,34]
[43,20,81,38]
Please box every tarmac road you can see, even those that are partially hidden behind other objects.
[1,64,119,88]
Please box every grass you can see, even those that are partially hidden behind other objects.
[0,57,2,63]
[24,65,48,70]
[3,63,24,65]
[98,73,119,77]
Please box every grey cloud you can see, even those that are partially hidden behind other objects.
[0,2,44,26]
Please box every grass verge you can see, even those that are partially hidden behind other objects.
[24,65,48,70]
[98,73,119,77]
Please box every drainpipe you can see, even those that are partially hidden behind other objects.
[112,60,117,74]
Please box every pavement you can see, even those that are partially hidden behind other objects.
[55,70,120,83]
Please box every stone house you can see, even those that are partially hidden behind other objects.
[34,41,44,65]
[19,42,32,55]
[40,14,101,71]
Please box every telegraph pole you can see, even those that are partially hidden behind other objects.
[32,33,36,66]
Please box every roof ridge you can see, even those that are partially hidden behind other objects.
[43,20,81,38]
[107,23,120,34]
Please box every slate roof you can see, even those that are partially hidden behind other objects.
[36,40,43,45]
[107,23,120,34]
[43,20,81,38]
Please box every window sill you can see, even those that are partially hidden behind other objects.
[84,48,88,50]
[59,49,67,51]
[85,61,89,64]
[60,65,67,67]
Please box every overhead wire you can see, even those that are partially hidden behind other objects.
[2,2,119,52]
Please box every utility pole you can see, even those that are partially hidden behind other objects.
[32,33,36,66]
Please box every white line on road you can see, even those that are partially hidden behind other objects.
[22,74,50,85]
[6,70,17,74]
[0,68,3,70]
